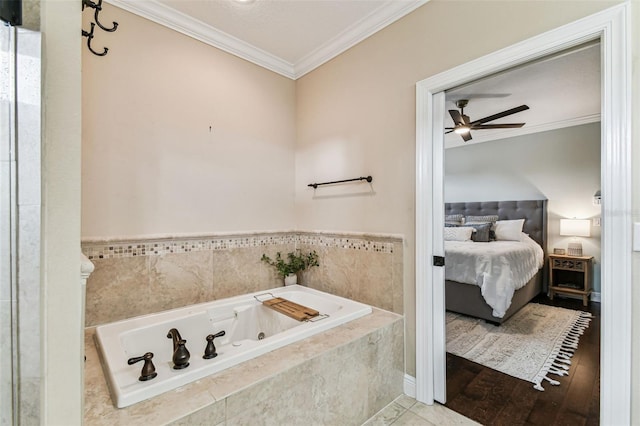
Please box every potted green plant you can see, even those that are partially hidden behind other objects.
[260,250,319,285]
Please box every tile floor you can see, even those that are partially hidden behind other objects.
[363,394,480,426]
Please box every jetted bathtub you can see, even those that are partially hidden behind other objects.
[94,285,372,408]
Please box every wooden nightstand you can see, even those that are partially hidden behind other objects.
[548,254,593,306]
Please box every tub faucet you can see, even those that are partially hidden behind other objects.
[167,328,190,369]
[167,328,184,352]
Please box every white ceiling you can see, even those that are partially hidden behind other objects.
[106,0,428,79]
[104,0,600,143]
[444,42,601,148]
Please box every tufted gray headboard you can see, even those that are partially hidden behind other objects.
[444,199,547,252]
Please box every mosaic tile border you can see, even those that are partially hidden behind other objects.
[81,232,398,260]
[297,234,395,253]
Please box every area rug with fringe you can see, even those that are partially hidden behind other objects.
[446,303,592,391]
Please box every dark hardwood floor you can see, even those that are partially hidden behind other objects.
[445,295,601,426]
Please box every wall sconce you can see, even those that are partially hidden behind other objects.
[81,0,118,57]
[559,219,591,256]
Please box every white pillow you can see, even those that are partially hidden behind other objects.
[444,226,474,241]
[494,219,525,241]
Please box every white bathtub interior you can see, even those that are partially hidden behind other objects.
[94,285,372,408]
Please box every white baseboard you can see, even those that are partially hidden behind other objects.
[403,374,416,398]
[591,291,601,303]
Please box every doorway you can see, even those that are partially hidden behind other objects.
[442,43,601,420]
[415,4,631,425]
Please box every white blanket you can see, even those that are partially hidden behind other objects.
[445,233,544,318]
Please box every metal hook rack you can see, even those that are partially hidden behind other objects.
[307,176,373,189]
[81,0,118,57]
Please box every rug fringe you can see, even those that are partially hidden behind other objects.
[532,310,592,391]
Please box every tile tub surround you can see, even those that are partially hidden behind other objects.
[82,231,403,326]
[297,233,403,314]
[84,307,404,425]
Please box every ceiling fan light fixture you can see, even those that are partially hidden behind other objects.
[446,100,529,141]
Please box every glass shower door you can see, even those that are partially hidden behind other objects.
[0,23,42,426]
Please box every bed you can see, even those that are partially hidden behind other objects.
[444,200,547,324]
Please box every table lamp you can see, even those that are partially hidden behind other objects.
[559,218,591,256]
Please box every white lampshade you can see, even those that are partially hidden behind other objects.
[559,219,591,237]
[560,218,590,256]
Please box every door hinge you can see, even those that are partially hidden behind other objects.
[433,256,445,267]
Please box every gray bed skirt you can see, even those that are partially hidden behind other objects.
[445,271,543,324]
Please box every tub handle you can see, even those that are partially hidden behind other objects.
[203,330,226,359]
[253,292,275,303]
[127,352,158,382]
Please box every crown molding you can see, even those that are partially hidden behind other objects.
[105,0,429,80]
[293,0,430,79]
[105,0,296,78]
[445,113,601,149]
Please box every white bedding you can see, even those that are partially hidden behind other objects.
[445,233,544,318]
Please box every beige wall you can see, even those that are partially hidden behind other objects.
[82,5,296,239]
[295,0,621,379]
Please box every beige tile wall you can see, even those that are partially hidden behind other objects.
[298,232,403,313]
[82,231,403,326]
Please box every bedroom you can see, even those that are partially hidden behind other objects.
[440,42,602,422]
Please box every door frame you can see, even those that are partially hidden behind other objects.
[415,3,631,424]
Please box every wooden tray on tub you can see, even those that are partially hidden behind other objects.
[256,294,320,322]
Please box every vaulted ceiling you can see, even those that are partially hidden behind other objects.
[445,42,601,147]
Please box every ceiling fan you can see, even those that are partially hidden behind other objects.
[445,99,529,142]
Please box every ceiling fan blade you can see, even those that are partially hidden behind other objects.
[461,131,472,142]
[471,123,526,129]
[462,114,471,125]
[448,109,464,126]
[444,129,454,134]
[469,105,529,126]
